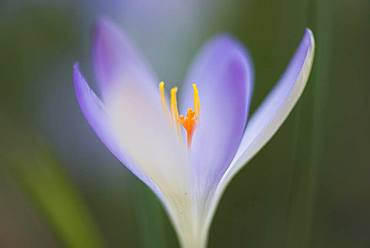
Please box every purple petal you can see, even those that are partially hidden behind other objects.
[203,29,315,231]
[180,35,254,195]
[232,29,315,171]
[92,18,157,98]
[73,64,160,195]
[74,64,194,240]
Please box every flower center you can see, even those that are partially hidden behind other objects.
[159,81,200,147]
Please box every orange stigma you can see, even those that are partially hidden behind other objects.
[159,82,200,147]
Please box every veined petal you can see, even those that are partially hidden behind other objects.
[181,35,253,200]
[205,29,315,230]
[230,29,314,183]
[84,19,199,246]
[103,75,193,240]
[105,84,190,196]
[92,18,157,100]
[73,64,157,191]
[74,64,193,242]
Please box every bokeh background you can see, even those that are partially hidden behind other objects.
[1,0,369,247]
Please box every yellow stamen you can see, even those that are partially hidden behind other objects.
[170,87,179,121]
[192,84,200,117]
[170,87,182,136]
[159,82,200,147]
[159,81,168,113]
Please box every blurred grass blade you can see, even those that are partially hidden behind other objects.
[286,0,334,247]
[133,183,168,248]
[7,137,104,248]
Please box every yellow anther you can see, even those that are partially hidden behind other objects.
[170,87,179,121]
[159,81,168,113]
[192,83,200,117]
[170,87,182,136]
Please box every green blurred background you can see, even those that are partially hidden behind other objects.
[1,0,369,247]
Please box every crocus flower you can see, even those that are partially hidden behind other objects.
[73,18,314,248]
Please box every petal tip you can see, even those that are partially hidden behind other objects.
[304,28,313,37]
[73,63,80,83]
[304,28,315,50]
[93,16,122,43]
[206,33,253,68]
[208,33,243,52]
[73,62,82,79]
[212,33,237,43]
[73,63,84,95]
[211,33,255,93]
[212,33,253,63]
[72,62,90,100]
[73,62,80,72]
[95,16,115,31]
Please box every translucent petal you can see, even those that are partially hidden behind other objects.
[206,29,315,233]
